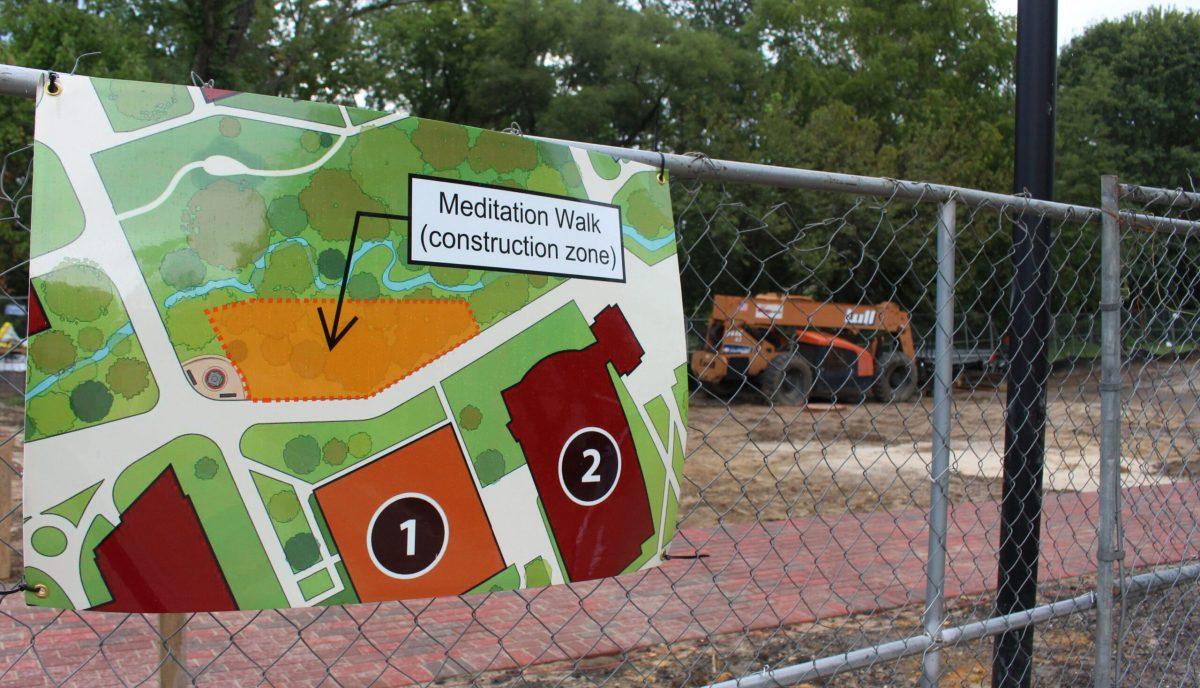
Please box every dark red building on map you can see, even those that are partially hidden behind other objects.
[502,305,654,581]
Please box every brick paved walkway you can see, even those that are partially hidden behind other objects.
[0,482,1196,686]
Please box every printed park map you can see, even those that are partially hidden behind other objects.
[23,76,687,612]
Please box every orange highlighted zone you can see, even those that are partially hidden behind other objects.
[205,298,478,401]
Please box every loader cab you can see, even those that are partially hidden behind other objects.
[692,320,779,394]
[714,324,776,377]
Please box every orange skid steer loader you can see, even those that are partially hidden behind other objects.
[690,294,919,404]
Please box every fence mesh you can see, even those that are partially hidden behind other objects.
[1111,186,1200,687]
[0,98,1196,687]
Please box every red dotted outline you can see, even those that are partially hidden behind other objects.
[204,297,479,403]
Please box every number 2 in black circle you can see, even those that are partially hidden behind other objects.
[367,493,449,579]
[558,427,622,506]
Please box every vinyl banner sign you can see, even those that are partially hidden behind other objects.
[24,76,687,612]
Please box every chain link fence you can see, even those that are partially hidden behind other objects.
[668,167,1108,688]
[0,85,1198,686]
[1098,180,1200,687]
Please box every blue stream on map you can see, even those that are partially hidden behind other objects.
[163,225,675,308]
[25,322,134,400]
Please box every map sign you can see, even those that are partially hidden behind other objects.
[23,75,688,612]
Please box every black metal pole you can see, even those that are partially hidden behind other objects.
[994,2,1057,687]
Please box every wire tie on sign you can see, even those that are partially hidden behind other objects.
[657,151,667,185]
[45,71,61,97]
[70,52,101,76]
[683,151,717,170]
[0,580,47,599]
[190,71,215,90]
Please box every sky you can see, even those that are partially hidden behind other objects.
[990,0,1200,46]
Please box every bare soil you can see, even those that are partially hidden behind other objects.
[677,358,1194,532]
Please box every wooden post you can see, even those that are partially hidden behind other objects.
[158,612,187,688]
[0,438,14,580]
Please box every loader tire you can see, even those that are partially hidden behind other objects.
[758,356,814,406]
[874,353,918,403]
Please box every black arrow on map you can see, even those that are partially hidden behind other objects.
[318,210,409,351]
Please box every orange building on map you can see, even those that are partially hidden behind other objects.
[314,426,505,602]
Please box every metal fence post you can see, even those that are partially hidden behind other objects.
[1094,175,1122,688]
[920,199,957,687]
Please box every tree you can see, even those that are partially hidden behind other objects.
[1057,9,1200,204]
[283,532,320,570]
[29,331,76,375]
[316,248,346,282]
[1050,10,1200,321]
[322,437,348,465]
[70,380,114,423]
[267,196,308,237]
[185,180,269,270]
[161,248,207,289]
[746,0,1014,180]
[666,0,1016,321]
[106,357,151,399]
[40,263,114,324]
[347,432,373,458]
[194,456,219,479]
[358,0,762,149]
[459,405,483,431]
[268,490,301,523]
[282,435,321,474]
[0,0,1017,189]
[475,448,506,485]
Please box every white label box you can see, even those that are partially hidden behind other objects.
[409,175,625,282]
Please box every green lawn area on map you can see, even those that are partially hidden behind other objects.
[87,77,674,371]
[442,302,596,485]
[240,387,446,483]
[25,262,159,441]
[250,472,323,573]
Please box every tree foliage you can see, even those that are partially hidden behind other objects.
[282,434,321,475]
[2,1,1193,322]
[1057,9,1200,204]
[69,379,113,422]
[0,0,1013,177]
